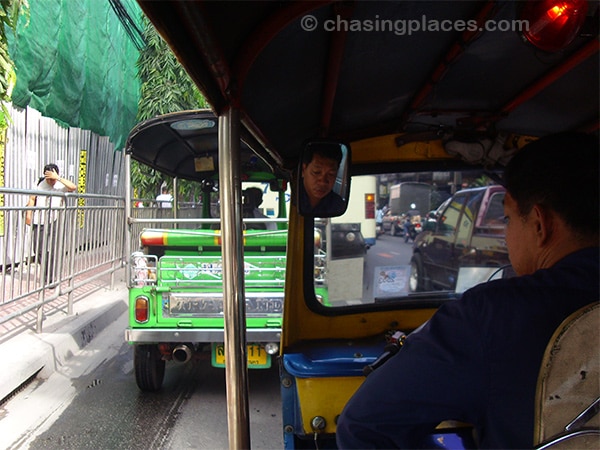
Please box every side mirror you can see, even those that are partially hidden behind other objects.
[297,140,351,218]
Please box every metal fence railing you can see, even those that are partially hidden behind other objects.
[0,190,285,333]
[0,188,126,332]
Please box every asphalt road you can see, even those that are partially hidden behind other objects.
[0,311,283,450]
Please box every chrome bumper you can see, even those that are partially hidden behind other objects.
[125,327,281,343]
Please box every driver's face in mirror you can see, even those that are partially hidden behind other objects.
[298,141,349,217]
[302,153,339,209]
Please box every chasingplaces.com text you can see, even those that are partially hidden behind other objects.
[300,14,529,35]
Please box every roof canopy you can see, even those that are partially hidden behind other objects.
[126,110,281,182]
[137,0,599,171]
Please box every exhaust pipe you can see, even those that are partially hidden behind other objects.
[172,344,193,363]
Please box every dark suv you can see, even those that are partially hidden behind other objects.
[409,185,509,292]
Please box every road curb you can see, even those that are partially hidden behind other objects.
[0,286,128,403]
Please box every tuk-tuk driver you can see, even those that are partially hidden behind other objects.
[300,144,345,216]
[336,132,599,449]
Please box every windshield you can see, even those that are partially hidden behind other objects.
[312,171,512,308]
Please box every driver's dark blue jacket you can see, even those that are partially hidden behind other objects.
[300,188,345,216]
[336,247,599,449]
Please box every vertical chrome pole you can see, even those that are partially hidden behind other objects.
[173,176,179,222]
[219,108,251,449]
[124,152,132,263]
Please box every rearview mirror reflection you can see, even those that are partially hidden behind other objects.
[298,141,351,218]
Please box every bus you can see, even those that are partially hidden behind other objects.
[332,175,377,247]
[134,1,599,449]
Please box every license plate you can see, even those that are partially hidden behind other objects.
[211,343,271,368]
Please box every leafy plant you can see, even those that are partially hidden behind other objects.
[468,174,494,188]
[0,0,28,131]
[132,16,208,201]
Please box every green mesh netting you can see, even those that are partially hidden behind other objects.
[7,0,141,150]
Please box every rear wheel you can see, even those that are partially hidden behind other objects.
[134,344,165,392]
[409,254,425,292]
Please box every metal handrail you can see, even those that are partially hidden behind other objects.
[535,428,600,450]
[0,188,126,332]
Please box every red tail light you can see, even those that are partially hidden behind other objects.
[365,193,375,219]
[522,0,589,52]
[135,297,149,323]
[140,230,167,246]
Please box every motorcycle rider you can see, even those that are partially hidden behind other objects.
[403,203,421,242]
[376,206,384,237]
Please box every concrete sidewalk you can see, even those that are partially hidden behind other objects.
[0,283,128,402]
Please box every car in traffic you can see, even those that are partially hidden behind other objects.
[409,185,509,292]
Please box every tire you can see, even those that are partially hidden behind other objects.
[409,254,425,292]
[406,229,416,243]
[134,344,166,392]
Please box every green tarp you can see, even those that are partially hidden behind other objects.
[7,0,141,150]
